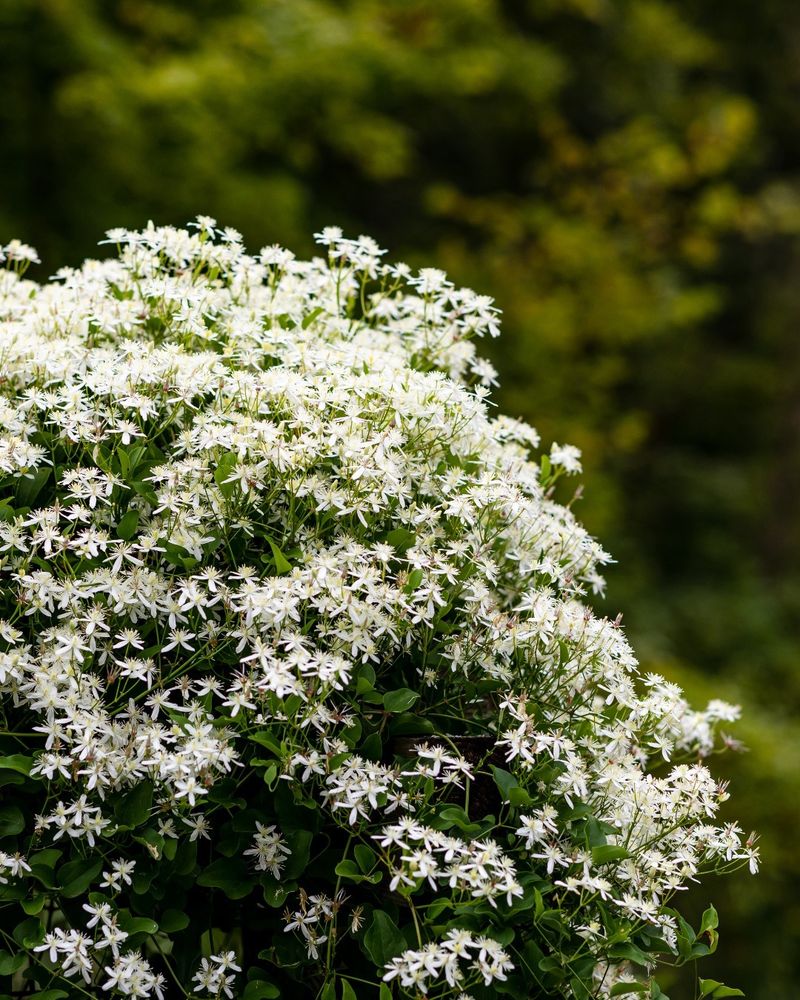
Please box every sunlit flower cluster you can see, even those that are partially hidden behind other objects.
[0,220,755,999]
[383,929,514,994]
[377,819,523,906]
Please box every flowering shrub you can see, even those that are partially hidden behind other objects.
[0,222,757,1000]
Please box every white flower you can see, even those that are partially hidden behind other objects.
[549,441,582,473]
[244,822,292,877]
[100,858,136,890]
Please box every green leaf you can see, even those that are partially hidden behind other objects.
[562,801,592,821]
[425,898,453,920]
[585,816,610,848]
[173,838,197,875]
[437,805,471,826]
[699,902,720,953]
[130,480,157,505]
[388,713,434,736]
[487,926,515,946]
[379,985,393,1000]
[116,508,140,540]
[0,950,25,976]
[383,688,419,713]
[115,781,153,828]
[355,665,376,694]
[274,784,320,837]
[214,452,238,498]
[127,445,147,475]
[263,880,289,908]
[132,826,164,860]
[27,849,61,889]
[249,731,283,756]
[341,981,357,1000]
[301,306,325,329]
[197,858,253,899]
[699,905,719,934]
[13,916,44,948]
[538,909,566,933]
[0,805,24,837]
[119,915,158,937]
[354,844,377,873]
[0,755,32,776]
[242,982,280,1000]
[491,766,519,801]
[21,895,46,915]
[282,828,313,880]
[699,981,744,999]
[30,992,70,1000]
[335,859,362,881]
[674,913,696,961]
[59,858,102,898]
[571,975,594,1000]
[116,446,130,480]
[360,732,382,761]
[538,956,567,982]
[609,942,652,967]
[267,538,292,574]
[404,568,424,592]
[610,985,649,996]
[158,909,190,933]
[362,910,406,967]
[132,870,155,895]
[335,858,381,884]
[591,844,630,865]
[15,466,50,508]
[385,527,416,553]
[508,785,534,807]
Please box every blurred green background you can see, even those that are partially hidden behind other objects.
[2,0,798,995]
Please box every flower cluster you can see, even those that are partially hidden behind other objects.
[322,757,410,824]
[192,952,242,999]
[383,929,514,994]
[377,820,523,907]
[34,905,167,999]
[282,890,350,962]
[0,220,755,1000]
[244,822,292,877]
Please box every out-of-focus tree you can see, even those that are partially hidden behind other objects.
[2,0,800,994]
